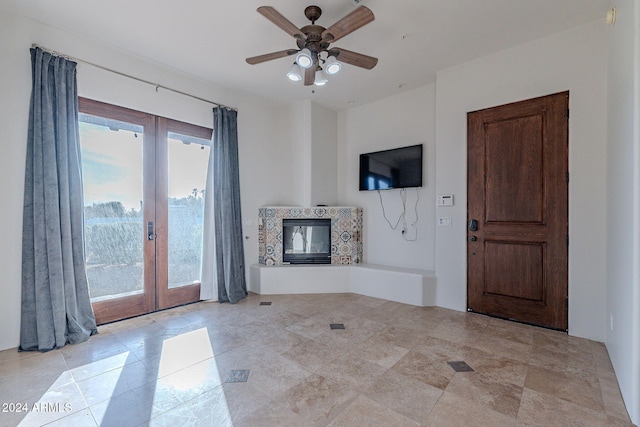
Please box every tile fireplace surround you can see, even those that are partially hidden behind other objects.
[258,206,363,266]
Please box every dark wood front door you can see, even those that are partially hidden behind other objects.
[467,92,569,330]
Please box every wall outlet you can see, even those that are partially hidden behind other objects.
[610,314,614,331]
[438,217,452,227]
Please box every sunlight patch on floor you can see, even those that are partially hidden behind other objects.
[158,327,214,378]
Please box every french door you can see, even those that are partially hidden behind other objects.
[78,98,212,324]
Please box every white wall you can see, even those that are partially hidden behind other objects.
[338,85,437,270]
[276,102,307,206]
[0,10,293,351]
[434,20,608,341]
[0,9,32,354]
[280,100,339,207]
[605,0,640,423]
[310,103,338,206]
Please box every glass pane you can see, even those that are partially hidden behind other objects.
[284,225,331,254]
[79,114,145,302]
[167,132,210,288]
[282,219,331,265]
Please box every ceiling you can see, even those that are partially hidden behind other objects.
[4,0,610,110]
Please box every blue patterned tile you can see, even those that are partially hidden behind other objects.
[226,369,250,382]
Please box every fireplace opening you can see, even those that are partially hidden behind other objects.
[282,218,331,264]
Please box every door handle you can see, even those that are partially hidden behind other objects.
[469,219,478,232]
[147,221,155,241]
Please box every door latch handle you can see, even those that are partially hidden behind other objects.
[147,221,155,241]
[469,219,478,232]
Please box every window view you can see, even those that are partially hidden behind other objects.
[166,132,210,288]
[79,114,145,302]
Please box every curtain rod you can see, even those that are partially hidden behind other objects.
[31,44,237,111]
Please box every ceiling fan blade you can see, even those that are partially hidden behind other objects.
[246,49,297,65]
[331,48,378,69]
[304,64,315,86]
[257,6,305,41]
[321,6,374,43]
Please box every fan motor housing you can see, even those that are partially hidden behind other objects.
[300,24,325,39]
[299,6,326,52]
[304,5,322,23]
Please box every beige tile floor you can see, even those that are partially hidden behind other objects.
[0,292,634,427]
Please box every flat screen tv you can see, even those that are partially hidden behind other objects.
[359,144,423,191]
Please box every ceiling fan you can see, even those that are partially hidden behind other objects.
[246,5,378,86]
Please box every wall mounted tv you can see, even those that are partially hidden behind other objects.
[359,144,423,191]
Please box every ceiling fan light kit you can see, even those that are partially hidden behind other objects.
[325,55,342,75]
[314,67,328,85]
[295,48,314,68]
[246,4,378,86]
[287,63,303,81]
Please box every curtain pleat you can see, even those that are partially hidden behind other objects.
[20,47,98,352]
[200,107,246,303]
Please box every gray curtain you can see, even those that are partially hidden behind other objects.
[202,106,246,303]
[20,47,98,352]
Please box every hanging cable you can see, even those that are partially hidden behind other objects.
[378,190,403,230]
[377,188,420,241]
[401,187,420,242]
